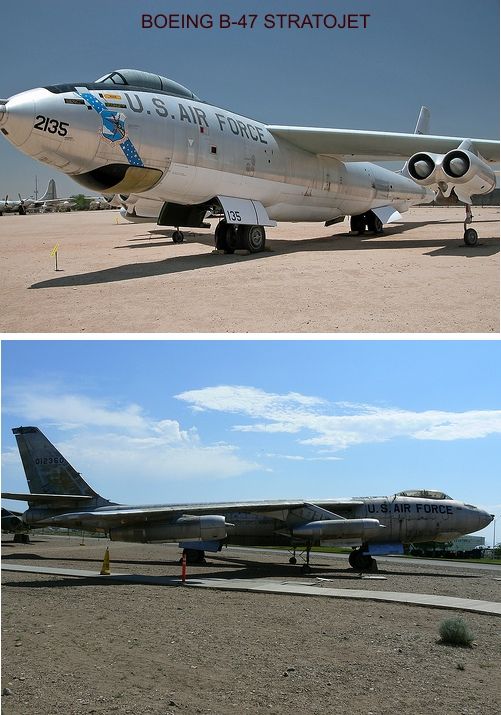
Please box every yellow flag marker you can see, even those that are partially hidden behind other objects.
[50,243,60,271]
[100,547,111,576]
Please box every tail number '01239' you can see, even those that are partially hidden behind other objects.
[227,210,241,222]
[34,115,69,137]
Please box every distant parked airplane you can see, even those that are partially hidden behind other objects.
[2,427,493,572]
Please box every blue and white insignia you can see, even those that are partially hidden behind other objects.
[101,110,127,143]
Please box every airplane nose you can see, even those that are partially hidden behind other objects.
[0,91,36,147]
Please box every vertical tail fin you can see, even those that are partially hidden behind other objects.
[400,105,431,175]
[414,106,430,135]
[38,179,57,202]
[12,426,107,503]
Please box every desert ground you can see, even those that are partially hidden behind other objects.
[0,206,498,333]
[2,536,500,715]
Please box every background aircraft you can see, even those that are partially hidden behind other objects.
[2,427,493,572]
[0,68,498,249]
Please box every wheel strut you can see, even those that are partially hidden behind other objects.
[463,204,478,246]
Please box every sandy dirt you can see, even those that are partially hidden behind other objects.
[2,536,500,715]
[0,207,498,333]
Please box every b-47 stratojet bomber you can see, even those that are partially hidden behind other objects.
[0,69,498,251]
[2,427,493,572]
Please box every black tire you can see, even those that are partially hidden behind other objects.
[367,211,383,234]
[172,230,184,244]
[289,556,297,565]
[215,220,229,250]
[348,549,374,571]
[464,228,478,247]
[180,548,206,565]
[350,214,366,234]
[225,225,241,253]
[239,225,266,253]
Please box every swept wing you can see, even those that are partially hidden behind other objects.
[267,126,500,162]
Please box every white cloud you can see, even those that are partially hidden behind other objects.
[2,383,258,493]
[176,385,501,452]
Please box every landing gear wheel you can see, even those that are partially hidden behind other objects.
[289,556,297,565]
[301,564,312,574]
[215,220,230,251]
[225,225,241,253]
[463,228,478,247]
[13,533,30,544]
[172,230,184,244]
[350,214,366,234]
[239,225,266,253]
[367,211,384,234]
[180,548,206,565]
[349,548,375,571]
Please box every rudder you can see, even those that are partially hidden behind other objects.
[13,426,101,499]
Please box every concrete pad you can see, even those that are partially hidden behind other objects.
[3,563,500,616]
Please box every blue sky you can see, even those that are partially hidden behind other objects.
[0,0,498,197]
[2,339,500,542]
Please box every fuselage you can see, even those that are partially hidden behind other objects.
[22,494,492,548]
[0,82,433,222]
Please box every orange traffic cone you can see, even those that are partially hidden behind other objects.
[100,547,111,575]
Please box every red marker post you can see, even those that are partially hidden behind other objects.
[181,551,187,584]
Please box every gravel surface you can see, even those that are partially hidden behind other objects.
[2,536,500,715]
[0,207,498,333]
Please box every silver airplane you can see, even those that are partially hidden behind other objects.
[0,69,498,250]
[1,426,493,572]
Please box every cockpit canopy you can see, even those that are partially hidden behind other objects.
[395,489,452,500]
[95,69,199,100]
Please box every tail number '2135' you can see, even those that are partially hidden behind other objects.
[33,115,70,137]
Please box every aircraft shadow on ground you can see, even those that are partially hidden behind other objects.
[29,223,499,288]
[2,550,481,583]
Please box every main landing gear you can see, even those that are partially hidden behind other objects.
[172,228,184,243]
[349,547,377,572]
[463,204,478,247]
[350,210,384,235]
[179,548,206,565]
[215,220,266,253]
[288,544,313,574]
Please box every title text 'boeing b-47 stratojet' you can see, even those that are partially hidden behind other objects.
[2,427,493,572]
[0,69,498,251]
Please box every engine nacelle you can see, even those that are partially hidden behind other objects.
[407,152,444,185]
[109,515,228,543]
[407,144,497,204]
[1,510,25,532]
[292,517,384,541]
[441,149,496,203]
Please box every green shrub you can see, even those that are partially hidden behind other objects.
[438,617,474,647]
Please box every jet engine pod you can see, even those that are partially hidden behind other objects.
[292,518,383,541]
[109,514,228,543]
[442,149,496,200]
[407,152,445,184]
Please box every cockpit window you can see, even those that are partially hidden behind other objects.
[98,72,127,85]
[395,489,452,500]
[95,68,199,100]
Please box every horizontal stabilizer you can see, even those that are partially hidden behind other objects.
[2,492,93,503]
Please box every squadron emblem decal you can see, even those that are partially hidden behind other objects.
[74,88,144,167]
